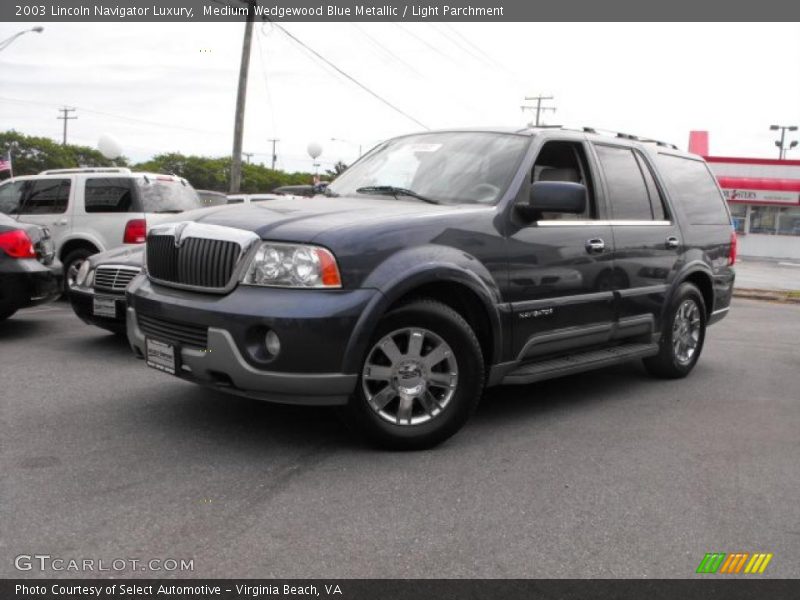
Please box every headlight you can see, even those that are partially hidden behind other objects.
[242,242,342,288]
[75,261,91,287]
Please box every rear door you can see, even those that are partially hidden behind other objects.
[73,175,141,250]
[592,143,681,339]
[17,177,74,251]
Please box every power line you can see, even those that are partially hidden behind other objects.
[0,96,225,136]
[522,95,557,126]
[57,107,77,145]
[267,19,429,130]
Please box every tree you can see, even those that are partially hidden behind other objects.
[326,161,348,178]
[0,130,125,179]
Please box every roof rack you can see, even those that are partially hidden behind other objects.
[580,127,678,150]
[39,167,132,175]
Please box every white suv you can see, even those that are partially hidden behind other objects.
[0,168,202,289]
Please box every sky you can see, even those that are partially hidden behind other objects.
[1,22,799,173]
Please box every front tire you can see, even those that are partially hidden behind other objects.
[343,299,485,450]
[643,282,707,379]
[62,248,95,293]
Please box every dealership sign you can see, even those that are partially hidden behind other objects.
[717,176,800,205]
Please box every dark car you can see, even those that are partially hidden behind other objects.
[0,213,62,321]
[272,183,327,197]
[126,128,735,449]
[69,244,144,334]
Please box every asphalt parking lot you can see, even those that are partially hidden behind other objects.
[2,298,798,579]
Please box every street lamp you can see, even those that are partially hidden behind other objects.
[330,137,362,157]
[770,124,799,160]
[0,27,44,52]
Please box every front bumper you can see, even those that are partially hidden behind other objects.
[126,278,376,406]
[69,286,127,334]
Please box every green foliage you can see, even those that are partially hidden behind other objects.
[133,153,317,193]
[0,130,126,178]
[0,131,318,194]
[326,161,348,177]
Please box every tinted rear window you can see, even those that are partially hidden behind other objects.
[655,154,730,225]
[85,178,136,213]
[135,178,202,213]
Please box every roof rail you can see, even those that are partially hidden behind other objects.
[39,167,132,175]
[580,127,678,150]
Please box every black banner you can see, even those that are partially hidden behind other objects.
[4,580,800,600]
[2,0,800,22]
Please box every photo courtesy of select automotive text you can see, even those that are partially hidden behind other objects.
[2,0,800,598]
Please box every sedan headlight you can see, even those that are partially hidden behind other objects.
[242,242,342,288]
[75,260,91,287]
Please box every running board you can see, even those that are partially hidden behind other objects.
[502,343,659,385]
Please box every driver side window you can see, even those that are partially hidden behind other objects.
[530,141,595,220]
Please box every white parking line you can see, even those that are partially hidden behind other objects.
[23,306,68,314]
[777,262,800,268]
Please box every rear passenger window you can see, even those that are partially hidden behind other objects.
[594,145,653,220]
[22,179,70,214]
[0,181,26,214]
[85,178,136,213]
[655,154,730,225]
[634,153,668,220]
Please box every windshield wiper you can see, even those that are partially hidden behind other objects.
[356,185,440,205]
[151,209,184,214]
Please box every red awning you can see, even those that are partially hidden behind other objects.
[716,176,800,192]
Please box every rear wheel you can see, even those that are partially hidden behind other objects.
[644,282,706,379]
[343,299,485,450]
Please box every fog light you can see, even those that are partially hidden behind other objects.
[264,330,281,357]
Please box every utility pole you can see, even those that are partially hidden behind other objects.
[57,107,77,145]
[230,0,257,193]
[268,138,280,170]
[242,152,254,164]
[770,124,798,159]
[522,95,556,127]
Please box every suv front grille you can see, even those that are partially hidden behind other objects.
[146,234,241,291]
[137,313,208,348]
[94,266,141,293]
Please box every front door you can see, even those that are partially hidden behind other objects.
[17,177,73,249]
[505,139,617,361]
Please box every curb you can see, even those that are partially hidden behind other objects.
[733,288,800,304]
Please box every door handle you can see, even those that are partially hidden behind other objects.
[665,236,680,249]
[585,238,605,254]
[53,219,68,226]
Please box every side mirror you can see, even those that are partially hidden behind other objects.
[528,181,587,215]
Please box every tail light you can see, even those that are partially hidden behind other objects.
[0,229,36,259]
[124,219,147,244]
[728,230,737,266]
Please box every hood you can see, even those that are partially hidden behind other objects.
[158,195,490,242]
[89,244,145,268]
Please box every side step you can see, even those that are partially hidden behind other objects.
[502,343,659,386]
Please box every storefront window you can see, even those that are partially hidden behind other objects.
[749,205,780,235]
[729,203,747,234]
[777,206,800,236]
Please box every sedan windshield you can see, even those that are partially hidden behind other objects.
[327,132,529,205]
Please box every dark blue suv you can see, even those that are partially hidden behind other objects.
[126,128,735,449]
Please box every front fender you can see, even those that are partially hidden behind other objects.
[341,245,504,373]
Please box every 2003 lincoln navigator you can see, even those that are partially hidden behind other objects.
[126,127,735,448]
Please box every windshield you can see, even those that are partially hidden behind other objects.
[327,132,529,205]
[135,178,202,212]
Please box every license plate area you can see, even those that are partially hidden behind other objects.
[146,338,178,375]
[92,295,117,318]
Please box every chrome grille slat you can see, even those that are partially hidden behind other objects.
[94,266,141,293]
[137,313,208,348]
[146,234,241,292]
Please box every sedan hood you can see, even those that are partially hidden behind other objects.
[88,244,145,268]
